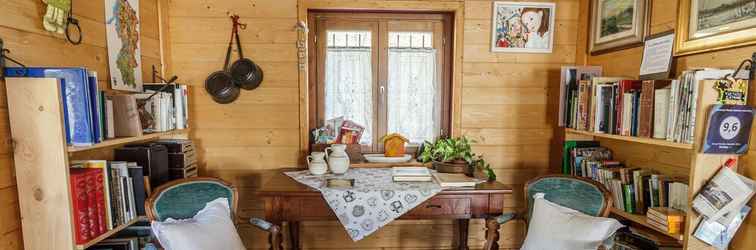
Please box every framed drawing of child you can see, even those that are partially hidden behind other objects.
[490,1,556,53]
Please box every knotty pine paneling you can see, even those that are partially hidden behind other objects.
[0,0,168,249]
[169,0,577,248]
[578,0,755,248]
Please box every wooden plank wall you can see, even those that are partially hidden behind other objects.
[576,0,756,248]
[169,0,578,249]
[0,0,167,249]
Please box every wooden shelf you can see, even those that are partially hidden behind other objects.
[565,128,693,150]
[75,216,147,250]
[610,208,683,242]
[67,129,190,153]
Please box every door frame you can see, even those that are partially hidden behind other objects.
[296,0,465,159]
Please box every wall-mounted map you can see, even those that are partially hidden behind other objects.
[105,0,143,92]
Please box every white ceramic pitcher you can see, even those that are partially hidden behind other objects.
[306,152,328,175]
[325,144,350,174]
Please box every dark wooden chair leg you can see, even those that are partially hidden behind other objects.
[268,224,282,250]
[483,218,500,250]
[289,221,300,250]
[456,219,470,250]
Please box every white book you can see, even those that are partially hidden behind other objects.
[653,88,671,139]
[174,86,185,129]
[433,173,478,187]
[666,80,679,141]
[182,85,189,128]
[392,167,431,177]
[621,93,633,136]
[105,99,115,139]
[593,85,605,133]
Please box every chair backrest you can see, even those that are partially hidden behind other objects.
[524,174,612,220]
[145,177,238,221]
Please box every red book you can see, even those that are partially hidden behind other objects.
[69,169,92,244]
[91,170,107,236]
[85,169,100,239]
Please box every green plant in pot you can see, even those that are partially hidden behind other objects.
[417,136,496,181]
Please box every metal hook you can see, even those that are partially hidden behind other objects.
[1,39,29,78]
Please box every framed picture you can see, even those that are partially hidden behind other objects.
[490,1,556,53]
[105,0,143,92]
[589,0,649,55]
[675,0,756,56]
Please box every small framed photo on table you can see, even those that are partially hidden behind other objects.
[491,1,556,53]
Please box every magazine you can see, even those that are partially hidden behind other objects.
[692,166,755,221]
[693,205,752,250]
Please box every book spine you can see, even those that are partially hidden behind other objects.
[69,171,91,244]
[85,170,100,238]
[638,81,654,137]
[92,170,107,235]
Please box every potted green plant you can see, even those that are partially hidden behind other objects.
[417,136,496,181]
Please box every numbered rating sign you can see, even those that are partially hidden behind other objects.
[703,105,755,154]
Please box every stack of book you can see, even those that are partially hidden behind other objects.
[155,139,198,180]
[559,69,737,144]
[646,207,685,234]
[69,160,147,245]
[392,167,432,182]
[136,84,190,133]
[565,142,689,215]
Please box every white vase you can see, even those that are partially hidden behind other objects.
[325,144,350,174]
[307,152,328,175]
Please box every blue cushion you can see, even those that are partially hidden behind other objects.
[152,181,234,221]
[526,176,608,217]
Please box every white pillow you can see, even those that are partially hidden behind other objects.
[151,198,246,250]
[521,193,624,250]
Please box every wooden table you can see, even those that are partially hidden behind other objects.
[256,169,513,250]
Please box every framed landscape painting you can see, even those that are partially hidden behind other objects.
[490,1,556,53]
[676,0,756,55]
[589,0,649,55]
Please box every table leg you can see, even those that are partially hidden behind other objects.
[289,221,300,250]
[455,219,470,250]
[483,218,500,250]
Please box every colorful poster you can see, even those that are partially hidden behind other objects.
[703,105,755,154]
[490,1,556,53]
[105,0,142,92]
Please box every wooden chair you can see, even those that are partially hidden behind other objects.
[486,174,613,249]
[145,177,281,250]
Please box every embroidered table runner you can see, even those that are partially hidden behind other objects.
[284,168,443,241]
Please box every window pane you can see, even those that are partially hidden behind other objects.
[387,32,439,144]
[324,31,373,144]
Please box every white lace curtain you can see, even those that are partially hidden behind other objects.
[324,48,374,144]
[387,48,439,144]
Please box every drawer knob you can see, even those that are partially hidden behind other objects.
[426,204,442,209]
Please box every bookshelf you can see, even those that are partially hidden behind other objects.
[75,216,147,250]
[610,208,683,242]
[67,129,190,153]
[565,128,693,150]
[562,79,738,249]
[5,78,188,249]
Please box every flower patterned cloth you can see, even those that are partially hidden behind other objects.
[284,168,443,241]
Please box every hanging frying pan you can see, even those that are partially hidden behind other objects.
[229,16,264,90]
[204,16,242,104]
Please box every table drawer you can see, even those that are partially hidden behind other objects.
[406,197,471,217]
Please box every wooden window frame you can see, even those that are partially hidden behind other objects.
[307,11,454,153]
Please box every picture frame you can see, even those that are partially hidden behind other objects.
[490,1,556,53]
[588,0,649,55]
[639,31,675,80]
[675,0,756,56]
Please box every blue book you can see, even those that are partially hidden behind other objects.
[4,67,95,146]
[87,71,102,143]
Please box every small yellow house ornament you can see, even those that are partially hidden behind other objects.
[381,133,408,157]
